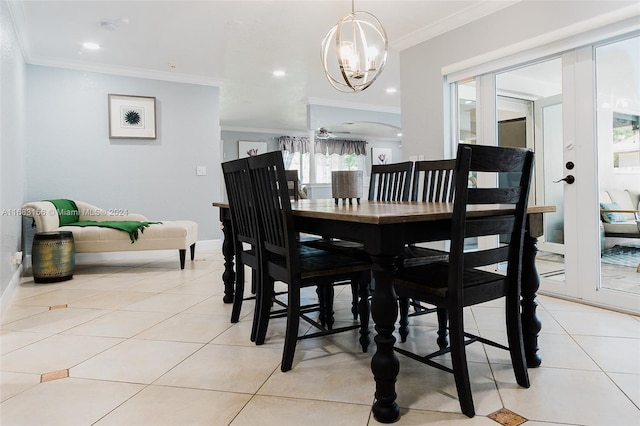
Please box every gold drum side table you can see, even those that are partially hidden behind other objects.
[32,231,75,283]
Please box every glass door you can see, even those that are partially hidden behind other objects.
[534,95,568,293]
[593,36,640,308]
[495,59,572,295]
[451,33,640,313]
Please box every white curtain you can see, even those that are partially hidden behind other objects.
[315,139,367,183]
[279,136,311,180]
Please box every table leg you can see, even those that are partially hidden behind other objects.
[521,215,542,367]
[370,255,400,423]
[221,215,235,304]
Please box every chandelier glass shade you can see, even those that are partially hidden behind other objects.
[321,2,388,93]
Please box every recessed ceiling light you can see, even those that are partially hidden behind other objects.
[386,88,397,94]
[273,70,286,77]
[397,133,403,137]
[82,42,100,50]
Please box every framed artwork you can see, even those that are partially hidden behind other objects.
[372,147,392,165]
[108,94,157,139]
[239,141,267,158]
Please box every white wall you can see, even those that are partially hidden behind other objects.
[25,66,222,248]
[400,0,637,160]
[1,0,27,303]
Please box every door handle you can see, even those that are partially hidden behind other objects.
[554,175,575,184]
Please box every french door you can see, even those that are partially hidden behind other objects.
[452,34,640,314]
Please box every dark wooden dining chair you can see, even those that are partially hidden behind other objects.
[368,161,413,201]
[221,158,266,341]
[247,151,371,372]
[222,157,325,343]
[392,144,534,417]
[397,159,457,343]
[411,159,456,203]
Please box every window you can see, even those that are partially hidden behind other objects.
[458,79,477,145]
[279,136,367,184]
[611,112,639,170]
[596,36,640,174]
[282,151,310,183]
[315,153,366,183]
[315,139,367,183]
[279,136,311,183]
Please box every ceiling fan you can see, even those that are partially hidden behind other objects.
[316,127,351,140]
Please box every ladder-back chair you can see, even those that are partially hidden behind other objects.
[247,151,372,372]
[392,144,534,417]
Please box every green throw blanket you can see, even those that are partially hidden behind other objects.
[47,199,79,225]
[65,221,162,243]
[46,199,160,243]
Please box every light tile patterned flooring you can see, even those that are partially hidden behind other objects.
[536,251,640,295]
[1,248,639,425]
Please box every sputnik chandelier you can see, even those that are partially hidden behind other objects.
[321,0,388,93]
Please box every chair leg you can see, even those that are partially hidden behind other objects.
[351,281,359,320]
[436,307,449,348]
[251,269,257,294]
[190,243,196,260]
[281,284,301,372]
[248,269,261,342]
[231,262,245,324]
[398,297,409,342]
[506,292,530,388]
[317,286,326,327]
[449,307,475,418]
[358,275,371,352]
[353,270,372,320]
[254,275,274,346]
[323,284,335,330]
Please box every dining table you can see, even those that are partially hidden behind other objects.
[212,199,555,423]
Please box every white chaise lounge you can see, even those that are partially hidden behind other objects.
[22,200,198,269]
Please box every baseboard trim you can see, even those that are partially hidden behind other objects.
[1,265,24,323]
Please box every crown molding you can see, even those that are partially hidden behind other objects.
[6,0,32,61]
[442,3,640,81]
[392,0,521,51]
[26,56,223,87]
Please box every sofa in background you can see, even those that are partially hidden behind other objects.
[599,189,640,239]
[22,200,198,269]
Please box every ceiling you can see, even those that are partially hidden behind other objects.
[8,1,520,139]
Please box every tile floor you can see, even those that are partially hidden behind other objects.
[537,250,640,295]
[1,248,639,426]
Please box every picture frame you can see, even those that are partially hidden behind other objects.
[108,94,157,139]
[238,141,267,158]
[372,147,392,165]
